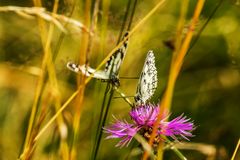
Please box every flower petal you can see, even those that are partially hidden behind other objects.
[130,105,159,126]
[103,118,139,147]
[160,114,194,140]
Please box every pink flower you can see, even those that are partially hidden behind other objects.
[104,105,195,147]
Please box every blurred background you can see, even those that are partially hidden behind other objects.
[0,0,240,159]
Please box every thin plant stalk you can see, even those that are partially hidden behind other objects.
[21,92,53,160]
[143,0,206,160]
[34,90,79,142]
[91,85,109,160]
[100,0,110,55]
[117,0,131,43]
[187,0,223,54]
[171,0,189,65]
[70,84,86,160]
[127,0,138,31]
[92,88,114,160]
[231,138,240,160]
[70,0,92,159]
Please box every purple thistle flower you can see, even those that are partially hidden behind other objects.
[104,105,195,147]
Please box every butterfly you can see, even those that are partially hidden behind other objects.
[67,32,129,87]
[134,50,158,106]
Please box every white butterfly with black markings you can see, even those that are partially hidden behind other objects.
[134,50,158,106]
[67,32,129,87]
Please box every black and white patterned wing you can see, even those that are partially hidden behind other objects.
[67,62,109,79]
[134,50,158,105]
[105,32,129,77]
[67,32,129,86]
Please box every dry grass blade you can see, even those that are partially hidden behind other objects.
[231,139,240,160]
[0,6,91,34]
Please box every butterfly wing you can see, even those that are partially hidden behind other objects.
[67,32,129,86]
[67,62,109,80]
[135,50,158,105]
[105,32,129,78]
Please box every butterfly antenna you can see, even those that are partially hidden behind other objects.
[119,76,139,79]
[113,96,135,99]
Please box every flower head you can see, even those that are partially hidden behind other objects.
[104,105,195,147]
[130,105,159,126]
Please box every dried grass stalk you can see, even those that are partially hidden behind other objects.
[0,6,91,35]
